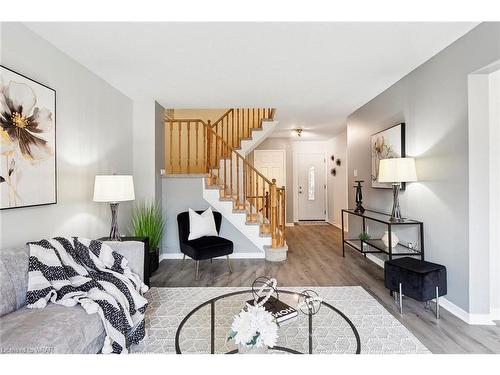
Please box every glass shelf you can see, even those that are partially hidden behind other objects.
[341,209,424,261]
[342,209,423,225]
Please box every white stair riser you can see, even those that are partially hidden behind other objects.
[202,179,271,251]
[238,120,279,156]
[202,120,279,252]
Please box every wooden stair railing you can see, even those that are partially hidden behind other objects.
[165,117,285,248]
[210,108,275,149]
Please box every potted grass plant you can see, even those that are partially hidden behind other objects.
[130,202,165,273]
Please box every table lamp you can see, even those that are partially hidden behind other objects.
[93,175,135,240]
[378,158,417,222]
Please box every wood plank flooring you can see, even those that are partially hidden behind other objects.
[151,224,500,354]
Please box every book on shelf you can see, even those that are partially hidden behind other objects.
[247,296,298,323]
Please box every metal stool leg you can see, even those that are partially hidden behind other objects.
[226,255,233,273]
[181,254,186,270]
[195,260,200,281]
[435,286,440,319]
[399,282,403,314]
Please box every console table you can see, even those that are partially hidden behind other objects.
[341,209,424,261]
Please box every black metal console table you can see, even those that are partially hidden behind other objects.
[341,209,424,261]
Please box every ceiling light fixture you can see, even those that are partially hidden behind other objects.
[294,128,303,137]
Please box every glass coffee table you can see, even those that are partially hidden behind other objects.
[175,289,361,354]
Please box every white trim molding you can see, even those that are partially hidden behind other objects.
[327,220,347,231]
[435,297,496,325]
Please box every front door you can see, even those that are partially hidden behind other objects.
[298,153,326,220]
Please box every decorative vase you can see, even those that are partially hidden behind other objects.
[237,344,268,354]
[381,231,399,248]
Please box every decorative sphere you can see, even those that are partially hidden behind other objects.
[298,290,322,315]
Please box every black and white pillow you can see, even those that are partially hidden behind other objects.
[188,207,218,240]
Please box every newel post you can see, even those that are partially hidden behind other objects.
[270,178,278,248]
[281,186,286,246]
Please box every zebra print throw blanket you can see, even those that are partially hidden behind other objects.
[26,237,148,354]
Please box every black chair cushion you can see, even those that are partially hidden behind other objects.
[182,236,234,260]
[384,257,447,302]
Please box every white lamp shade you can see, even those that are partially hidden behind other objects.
[378,158,417,183]
[93,175,135,202]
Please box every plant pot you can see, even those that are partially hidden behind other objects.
[149,247,159,273]
[237,344,268,354]
[381,230,399,248]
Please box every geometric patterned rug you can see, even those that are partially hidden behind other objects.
[131,286,430,354]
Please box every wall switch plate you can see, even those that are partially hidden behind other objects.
[354,169,358,177]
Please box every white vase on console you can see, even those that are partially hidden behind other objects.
[381,230,399,248]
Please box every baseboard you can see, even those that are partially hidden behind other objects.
[490,308,500,321]
[434,298,496,325]
[366,253,385,268]
[285,222,295,227]
[160,252,265,261]
[364,253,496,325]
[327,220,347,232]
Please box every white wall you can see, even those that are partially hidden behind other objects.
[326,131,347,227]
[155,102,165,204]
[132,98,157,203]
[489,69,500,314]
[467,73,491,315]
[467,62,500,319]
[0,23,134,249]
[161,177,261,256]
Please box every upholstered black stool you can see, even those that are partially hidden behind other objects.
[384,257,447,318]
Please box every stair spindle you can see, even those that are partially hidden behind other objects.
[187,121,191,174]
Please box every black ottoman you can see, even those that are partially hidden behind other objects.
[384,257,447,318]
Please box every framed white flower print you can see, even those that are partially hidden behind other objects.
[0,65,56,209]
[371,123,405,189]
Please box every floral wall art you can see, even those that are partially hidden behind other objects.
[371,123,405,189]
[0,66,56,209]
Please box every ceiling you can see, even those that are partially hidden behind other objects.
[25,22,478,140]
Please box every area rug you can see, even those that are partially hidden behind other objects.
[130,286,430,354]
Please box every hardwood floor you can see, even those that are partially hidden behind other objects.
[151,224,500,354]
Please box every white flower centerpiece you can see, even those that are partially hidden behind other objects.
[228,278,279,354]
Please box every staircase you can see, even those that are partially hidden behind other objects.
[165,108,287,261]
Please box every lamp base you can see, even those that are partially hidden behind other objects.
[109,203,122,241]
[389,184,403,222]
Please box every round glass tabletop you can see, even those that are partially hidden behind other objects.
[175,289,361,354]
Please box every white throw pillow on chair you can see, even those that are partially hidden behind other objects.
[188,207,218,240]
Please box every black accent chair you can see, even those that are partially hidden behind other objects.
[384,257,447,318]
[177,211,233,280]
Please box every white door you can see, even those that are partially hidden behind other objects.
[253,150,286,188]
[298,153,326,220]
